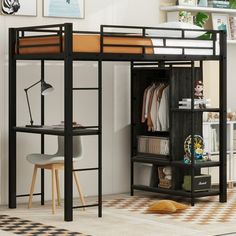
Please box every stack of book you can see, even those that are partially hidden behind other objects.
[137,136,169,156]
[208,1,230,8]
[178,98,211,109]
[230,17,236,40]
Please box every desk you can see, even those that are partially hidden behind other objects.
[9,125,102,220]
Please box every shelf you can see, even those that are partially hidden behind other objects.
[133,185,220,198]
[203,120,236,125]
[160,5,236,14]
[228,40,236,45]
[172,160,220,168]
[171,108,220,112]
[132,154,170,165]
[13,126,100,136]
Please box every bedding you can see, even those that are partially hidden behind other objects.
[18,35,154,54]
[18,34,218,56]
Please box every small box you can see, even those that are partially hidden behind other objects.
[182,175,211,192]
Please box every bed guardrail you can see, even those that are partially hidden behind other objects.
[100,25,221,56]
[12,23,224,57]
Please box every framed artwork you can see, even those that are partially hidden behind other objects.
[1,0,37,16]
[178,0,197,6]
[43,0,84,19]
[212,13,231,39]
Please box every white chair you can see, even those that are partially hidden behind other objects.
[26,136,86,214]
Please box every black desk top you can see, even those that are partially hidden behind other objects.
[13,126,100,136]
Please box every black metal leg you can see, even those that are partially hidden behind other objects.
[41,60,45,206]
[130,162,134,196]
[9,28,17,209]
[191,198,195,206]
[130,61,134,197]
[219,31,227,203]
[98,60,102,217]
[64,23,73,221]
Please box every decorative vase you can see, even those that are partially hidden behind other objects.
[198,0,208,7]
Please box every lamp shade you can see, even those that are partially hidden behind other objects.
[41,81,54,96]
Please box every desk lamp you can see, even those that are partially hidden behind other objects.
[24,80,54,127]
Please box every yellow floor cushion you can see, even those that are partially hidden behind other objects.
[147,200,188,214]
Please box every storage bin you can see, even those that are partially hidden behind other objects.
[182,174,211,192]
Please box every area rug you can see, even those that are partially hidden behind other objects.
[0,215,89,236]
[103,190,236,225]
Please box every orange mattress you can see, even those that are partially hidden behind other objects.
[18,35,154,55]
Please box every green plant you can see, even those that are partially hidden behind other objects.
[195,12,209,28]
[230,0,236,9]
[195,12,212,40]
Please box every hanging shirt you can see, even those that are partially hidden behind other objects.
[155,84,166,131]
[158,86,169,131]
[147,86,156,131]
[150,85,162,131]
[141,85,152,123]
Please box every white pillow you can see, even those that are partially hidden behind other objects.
[147,22,205,38]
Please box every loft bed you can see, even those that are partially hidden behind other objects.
[13,23,223,60]
[9,23,227,222]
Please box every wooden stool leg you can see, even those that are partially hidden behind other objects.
[73,172,86,210]
[55,169,61,206]
[51,167,56,214]
[28,165,38,208]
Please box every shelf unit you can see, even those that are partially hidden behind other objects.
[202,121,236,185]
[160,5,236,45]
[160,5,236,14]
[130,62,226,206]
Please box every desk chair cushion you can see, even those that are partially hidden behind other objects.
[26,136,83,165]
[26,154,80,165]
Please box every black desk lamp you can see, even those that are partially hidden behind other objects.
[24,80,54,127]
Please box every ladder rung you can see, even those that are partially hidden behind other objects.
[73,87,99,90]
[73,167,99,172]
[73,203,99,209]
[16,193,41,198]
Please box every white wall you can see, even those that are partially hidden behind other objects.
[0,0,163,204]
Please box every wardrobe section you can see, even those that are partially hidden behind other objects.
[130,64,219,204]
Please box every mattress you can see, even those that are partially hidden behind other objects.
[151,39,219,56]
[18,34,218,56]
[18,35,154,54]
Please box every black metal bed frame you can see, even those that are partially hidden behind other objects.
[8,23,227,221]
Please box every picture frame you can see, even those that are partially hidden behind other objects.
[212,13,231,39]
[43,0,84,19]
[1,0,37,16]
[178,0,197,6]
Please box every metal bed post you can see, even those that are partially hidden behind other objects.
[98,24,103,217]
[98,59,102,217]
[9,27,17,209]
[130,61,134,196]
[41,60,45,205]
[64,23,74,221]
[190,61,195,206]
[219,31,227,203]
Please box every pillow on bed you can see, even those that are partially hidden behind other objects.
[147,200,188,214]
[147,22,205,38]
